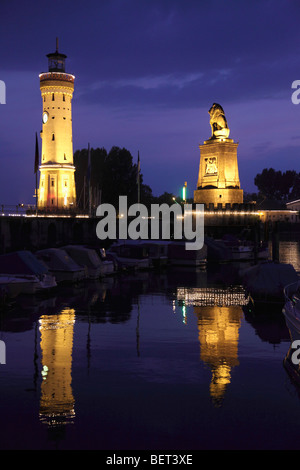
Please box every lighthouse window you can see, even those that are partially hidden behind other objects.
[52,93,55,101]
[63,94,65,102]
[43,96,46,102]
[64,154,67,160]
[52,133,55,141]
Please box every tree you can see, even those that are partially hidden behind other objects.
[74,146,155,212]
[254,168,298,203]
[74,147,106,211]
[154,192,176,205]
[243,191,259,203]
[289,173,300,201]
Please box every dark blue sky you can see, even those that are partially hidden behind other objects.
[1,0,300,204]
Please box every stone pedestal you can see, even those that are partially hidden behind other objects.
[194,138,243,208]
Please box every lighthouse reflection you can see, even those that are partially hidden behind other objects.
[176,286,247,406]
[36,277,134,433]
[39,308,76,428]
[35,278,248,434]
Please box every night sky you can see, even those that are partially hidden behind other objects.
[1,0,300,205]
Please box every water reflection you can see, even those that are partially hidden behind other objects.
[39,308,76,428]
[196,305,242,407]
[176,285,249,307]
[278,241,300,273]
[243,302,290,345]
[2,251,298,448]
[173,285,245,406]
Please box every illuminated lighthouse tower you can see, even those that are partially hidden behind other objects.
[38,40,76,210]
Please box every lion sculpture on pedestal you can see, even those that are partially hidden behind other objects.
[208,103,230,139]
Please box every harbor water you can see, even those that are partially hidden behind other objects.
[0,240,300,450]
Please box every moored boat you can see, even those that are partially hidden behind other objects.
[282,281,300,333]
[205,235,269,262]
[62,245,105,279]
[107,240,151,270]
[0,251,57,293]
[167,240,207,267]
[242,261,299,306]
[97,248,116,275]
[36,248,86,283]
[0,274,40,297]
[139,240,169,268]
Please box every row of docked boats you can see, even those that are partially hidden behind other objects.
[107,239,208,269]
[205,235,269,262]
[0,246,116,301]
[107,234,269,268]
[0,234,270,305]
[0,240,208,303]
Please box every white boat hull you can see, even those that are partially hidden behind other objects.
[0,275,40,297]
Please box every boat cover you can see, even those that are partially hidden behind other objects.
[242,262,299,298]
[0,251,48,276]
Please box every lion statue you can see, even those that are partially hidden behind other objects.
[208,103,230,139]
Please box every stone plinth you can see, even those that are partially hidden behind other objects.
[194,137,243,208]
[194,187,243,207]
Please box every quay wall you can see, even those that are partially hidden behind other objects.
[0,216,99,254]
[0,212,294,254]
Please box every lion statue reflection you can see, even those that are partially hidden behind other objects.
[208,103,230,139]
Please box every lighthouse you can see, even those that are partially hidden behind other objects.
[38,40,76,210]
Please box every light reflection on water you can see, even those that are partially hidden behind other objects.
[271,239,300,272]
[195,305,242,408]
[39,309,76,427]
[0,241,300,449]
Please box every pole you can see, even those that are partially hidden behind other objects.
[34,132,39,216]
[89,183,92,217]
[88,143,91,217]
[36,171,38,216]
[83,176,86,212]
[137,151,140,206]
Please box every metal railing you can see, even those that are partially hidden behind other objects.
[0,204,34,216]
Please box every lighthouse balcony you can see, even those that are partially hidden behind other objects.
[39,72,75,83]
